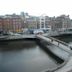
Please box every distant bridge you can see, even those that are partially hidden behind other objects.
[0,34,36,41]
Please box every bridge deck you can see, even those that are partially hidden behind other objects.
[36,35,72,55]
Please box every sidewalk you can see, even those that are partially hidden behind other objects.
[55,56,72,72]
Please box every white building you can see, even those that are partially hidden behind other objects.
[38,14,51,30]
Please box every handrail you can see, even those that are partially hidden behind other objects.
[49,37,68,46]
[49,37,72,50]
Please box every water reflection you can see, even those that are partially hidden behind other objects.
[0,41,36,51]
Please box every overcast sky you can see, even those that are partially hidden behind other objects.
[0,0,72,18]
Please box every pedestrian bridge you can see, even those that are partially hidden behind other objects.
[36,34,72,55]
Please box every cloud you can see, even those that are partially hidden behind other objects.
[0,0,72,18]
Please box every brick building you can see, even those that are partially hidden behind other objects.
[26,16,37,29]
[50,15,71,31]
[0,17,3,32]
[3,14,23,33]
[11,15,23,32]
[0,13,71,33]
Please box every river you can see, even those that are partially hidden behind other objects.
[0,40,60,72]
[54,35,72,46]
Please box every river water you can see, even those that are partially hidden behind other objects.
[54,35,72,46]
[0,40,60,72]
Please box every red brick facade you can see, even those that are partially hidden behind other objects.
[0,15,23,33]
[0,18,3,31]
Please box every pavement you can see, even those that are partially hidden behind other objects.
[55,56,72,72]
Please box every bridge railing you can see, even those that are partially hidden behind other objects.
[49,37,72,50]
